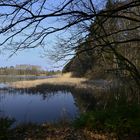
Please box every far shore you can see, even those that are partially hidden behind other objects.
[9,73,112,91]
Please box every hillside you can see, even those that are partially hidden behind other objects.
[63,0,140,83]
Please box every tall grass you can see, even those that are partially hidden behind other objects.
[74,84,140,139]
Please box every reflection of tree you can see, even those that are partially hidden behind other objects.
[15,84,98,113]
[13,86,69,102]
[71,90,97,113]
[0,90,7,100]
[0,90,10,117]
[41,91,57,101]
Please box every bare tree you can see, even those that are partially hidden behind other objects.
[0,0,140,85]
[0,0,139,51]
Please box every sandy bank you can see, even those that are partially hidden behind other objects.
[9,73,111,90]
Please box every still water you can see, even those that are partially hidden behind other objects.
[0,89,79,125]
[0,76,94,126]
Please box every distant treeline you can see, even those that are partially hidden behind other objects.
[0,66,61,76]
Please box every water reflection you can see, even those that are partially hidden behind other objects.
[0,75,96,126]
[0,89,79,125]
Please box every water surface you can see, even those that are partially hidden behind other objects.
[0,89,79,125]
[0,75,95,126]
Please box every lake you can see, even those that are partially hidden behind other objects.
[0,76,94,126]
[0,89,79,125]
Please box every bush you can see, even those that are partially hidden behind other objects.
[0,117,15,140]
[74,103,140,136]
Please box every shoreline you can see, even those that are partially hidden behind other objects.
[9,73,111,91]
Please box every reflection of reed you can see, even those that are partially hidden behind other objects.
[60,107,70,124]
[1,85,73,102]
[12,83,97,114]
[0,90,5,117]
[0,92,6,100]
[0,82,98,125]
[9,86,72,102]
[24,100,33,123]
[1,83,96,113]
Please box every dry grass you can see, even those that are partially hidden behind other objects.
[9,72,110,91]
[10,73,84,87]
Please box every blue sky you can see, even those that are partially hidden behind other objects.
[0,0,72,70]
[0,0,106,70]
[0,47,66,70]
[0,30,62,70]
[0,48,51,70]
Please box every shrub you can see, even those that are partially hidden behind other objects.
[74,103,140,136]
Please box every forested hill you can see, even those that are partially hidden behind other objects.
[63,0,140,81]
